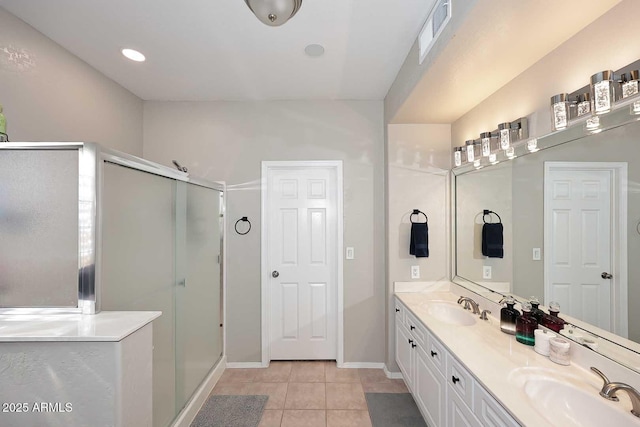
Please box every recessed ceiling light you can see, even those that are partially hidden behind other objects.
[121,48,146,62]
[304,44,325,58]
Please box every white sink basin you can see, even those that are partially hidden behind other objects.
[509,367,640,427]
[423,301,476,326]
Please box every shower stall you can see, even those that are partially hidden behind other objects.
[0,142,224,427]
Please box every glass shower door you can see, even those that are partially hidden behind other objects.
[100,163,177,427]
[175,181,223,411]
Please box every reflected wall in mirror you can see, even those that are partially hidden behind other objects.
[455,118,640,345]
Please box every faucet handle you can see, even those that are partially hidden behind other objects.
[480,309,491,320]
[591,367,619,401]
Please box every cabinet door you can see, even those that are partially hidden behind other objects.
[473,384,520,427]
[415,343,446,427]
[447,387,481,427]
[396,323,414,391]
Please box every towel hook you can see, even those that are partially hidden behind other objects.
[483,209,502,224]
[235,217,251,235]
[410,209,428,224]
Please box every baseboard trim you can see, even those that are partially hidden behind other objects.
[226,362,268,369]
[171,355,226,427]
[338,362,385,369]
[384,364,403,379]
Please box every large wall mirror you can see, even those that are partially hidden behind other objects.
[453,105,640,371]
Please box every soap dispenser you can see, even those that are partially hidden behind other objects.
[516,302,538,346]
[540,301,565,333]
[499,296,520,335]
[529,297,545,323]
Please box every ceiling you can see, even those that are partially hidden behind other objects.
[391,0,622,124]
[0,0,435,101]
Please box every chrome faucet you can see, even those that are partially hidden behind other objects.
[591,367,640,417]
[457,296,480,315]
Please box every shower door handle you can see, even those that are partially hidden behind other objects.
[601,272,613,279]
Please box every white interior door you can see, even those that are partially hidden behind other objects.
[544,162,625,332]
[264,162,340,360]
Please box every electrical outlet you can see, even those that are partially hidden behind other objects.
[482,266,492,279]
[532,248,541,261]
[411,265,420,279]
[346,247,355,260]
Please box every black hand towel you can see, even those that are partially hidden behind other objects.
[482,222,504,258]
[410,222,429,258]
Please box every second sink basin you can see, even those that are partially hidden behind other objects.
[509,367,640,427]
[423,301,476,326]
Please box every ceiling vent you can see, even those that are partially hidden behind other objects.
[418,0,451,64]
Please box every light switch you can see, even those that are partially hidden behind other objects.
[482,266,492,279]
[411,265,420,279]
[346,247,355,260]
[533,248,541,261]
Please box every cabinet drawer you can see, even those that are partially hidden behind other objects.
[394,299,405,326]
[473,383,520,427]
[446,353,474,409]
[425,331,446,375]
[405,310,427,348]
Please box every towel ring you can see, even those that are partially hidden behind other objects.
[410,209,428,223]
[483,209,502,224]
[235,217,251,235]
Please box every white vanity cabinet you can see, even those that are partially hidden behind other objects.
[395,298,520,427]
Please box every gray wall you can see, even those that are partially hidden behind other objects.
[385,124,451,370]
[384,0,477,124]
[143,100,386,363]
[0,7,143,155]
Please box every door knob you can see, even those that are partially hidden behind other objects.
[272,271,280,278]
[601,272,613,279]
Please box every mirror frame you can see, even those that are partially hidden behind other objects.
[451,99,640,373]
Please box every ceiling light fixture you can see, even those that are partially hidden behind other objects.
[245,0,303,26]
[121,48,145,62]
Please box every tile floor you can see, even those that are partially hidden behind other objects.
[211,361,409,427]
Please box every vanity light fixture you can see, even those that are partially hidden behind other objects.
[465,140,476,162]
[621,70,639,99]
[505,146,516,159]
[489,153,499,165]
[245,0,303,26]
[473,159,482,169]
[121,48,146,62]
[480,132,492,157]
[632,100,640,115]
[498,123,511,150]
[527,138,539,153]
[591,70,615,115]
[551,93,569,131]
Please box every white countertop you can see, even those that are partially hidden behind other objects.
[0,311,161,342]
[395,291,640,427]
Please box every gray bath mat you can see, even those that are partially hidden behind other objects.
[365,393,427,427]
[190,395,268,427]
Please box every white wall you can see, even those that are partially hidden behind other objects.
[143,100,386,364]
[0,7,143,155]
[385,124,450,369]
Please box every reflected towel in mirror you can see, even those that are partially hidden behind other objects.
[482,222,503,258]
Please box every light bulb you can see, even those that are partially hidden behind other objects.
[498,123,511,150]
[591,71,614,115]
